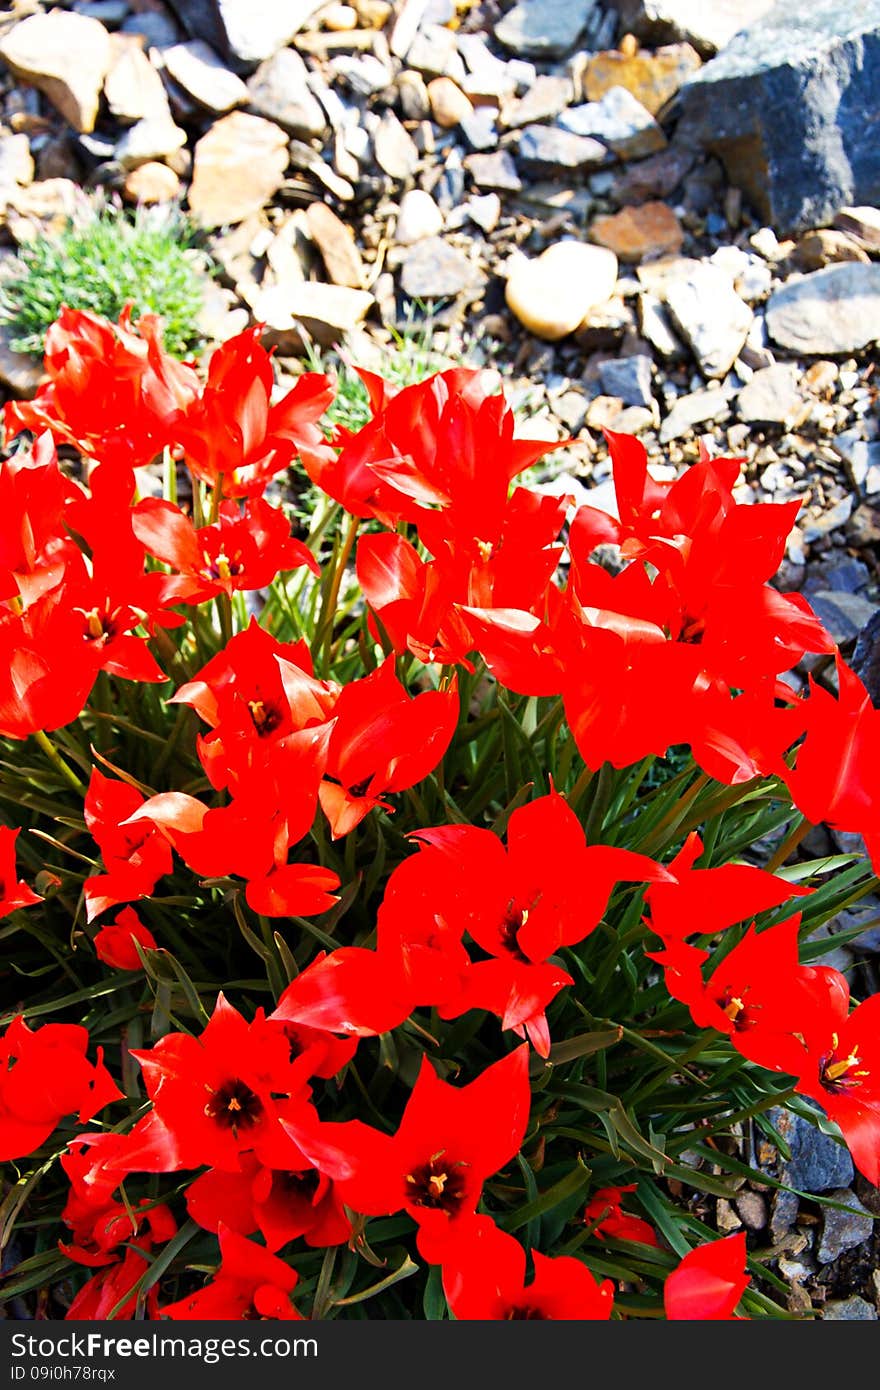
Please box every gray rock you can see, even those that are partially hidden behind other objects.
[734,1190,768,1231]
[75,1,130,22]
[398,70,431,121]
[164,0,324,68]
[460,106,499,151]
[456,192,501,233]
[736,362,805,427]
[400,237,482,300]
[665,264,753,378]
[599,354,654,407]
[495,0,599,58]
[517,124,607,176]
[801,494,854,543]
[407,25,464,81]
[615,145,695,204]
[678,0,880,233]
[464,149,522,191]
[559,88,666,161]
[804,553,871,597]
[330,53,394,98]
[809,592,879,645]
[659,385,731,441]
[833,432,880,491]
[639,292,685,359]
[288,140,354,202]
[766,264,880,355]
[373,111,419,181]
[433,160,466,210]
[852,610,880,708]
[457,33,517,100]
[768,1106,855,1193]
[770,1188,800,1240]
[122,12,179,46]
[608,0,776,57]
[552,392,588,434]
[817,1189,875,1265]
[823,1297,877,1320]
[246,49,326,137]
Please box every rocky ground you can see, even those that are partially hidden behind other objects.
[0,0,879,1318]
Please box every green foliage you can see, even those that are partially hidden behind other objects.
[0,201,210,358]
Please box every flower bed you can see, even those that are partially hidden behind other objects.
[0,307,877,1321]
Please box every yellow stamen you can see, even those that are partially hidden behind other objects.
[825,1049,861,1083]
[722,996,744,1021]
[85,609,104,640]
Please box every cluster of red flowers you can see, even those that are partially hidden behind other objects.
[1,306,878,1322]
[643,837,880,1184]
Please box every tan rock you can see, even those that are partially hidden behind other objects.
[0,133,34,187]
[834,206,880,251]
[161,40,250,115]
[123,162,182,205]
[0,11,113,134]
[591,201,683,263]
[252,281,374,350]
[505,241,619,341]
[355,0,393,25]
[322,3,359,29]
[584,41,701,116]
[116,117,188,171]
[6,179,81,241]
[189,113,289,229]
[104,36,171,124]
[427,77,473,128]
[373,111,419,180]
[306,202,367,289]
[793,228,870,271]
[585,395,625,430]
[0,323,43,399]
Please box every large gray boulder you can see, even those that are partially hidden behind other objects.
[608,1,776,57]
[678,0,880,232]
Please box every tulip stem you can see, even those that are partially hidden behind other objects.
[32,730,86,795]
[319,512,359,674]
[584,762,615,843]
[162,446,177,505]
[208,474,224,525]
[765,814,810,874]
[217,592,233,647]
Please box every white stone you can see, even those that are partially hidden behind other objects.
[505,241,618,341]
[395,189,443,245]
